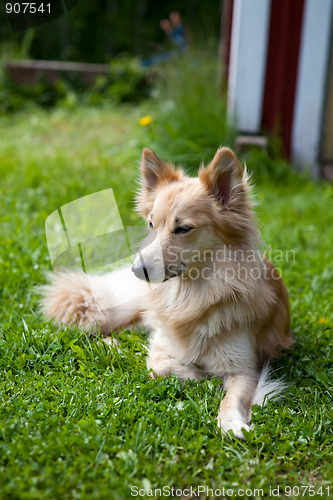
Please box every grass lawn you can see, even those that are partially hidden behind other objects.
[0,106,332,499]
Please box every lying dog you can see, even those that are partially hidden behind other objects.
[41,147,293,438]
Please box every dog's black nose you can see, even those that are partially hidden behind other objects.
[132,261,150,282]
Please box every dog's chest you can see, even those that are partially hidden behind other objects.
[151,310,257,377]
[195,328,257,376]
[197,310,225,339]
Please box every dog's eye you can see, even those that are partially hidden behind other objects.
[148,221,153,229]
[174,226,193,234]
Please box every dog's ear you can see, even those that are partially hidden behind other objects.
[140,148,180,191]
[199,147,245,206]
[137,148,182,216]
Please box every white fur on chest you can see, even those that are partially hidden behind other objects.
[197,329,257,377]
[148,317,257,379]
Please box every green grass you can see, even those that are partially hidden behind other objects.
[0,104,332,500]
[144,49,236,166]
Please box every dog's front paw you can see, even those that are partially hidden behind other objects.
[217,416,250,440]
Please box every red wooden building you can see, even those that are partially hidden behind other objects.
[221,0,333,178]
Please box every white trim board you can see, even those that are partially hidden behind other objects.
[291,0,333,174]
[227,0,271,133]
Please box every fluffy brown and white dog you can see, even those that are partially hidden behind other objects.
[41,147,293,438]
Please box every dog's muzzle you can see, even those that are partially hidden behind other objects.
[163,264,186,281]
[131,261,185,283]
[132,261,150,282]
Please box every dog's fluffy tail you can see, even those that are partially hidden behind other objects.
[252,364,288,408]
[39,266,148,334]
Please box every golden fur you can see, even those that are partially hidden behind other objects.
[40,147,293,438]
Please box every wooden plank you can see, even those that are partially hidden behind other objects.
[5,60,110,86]
[228,0,271,133]
[320,27,333,162]
[262,0,305,157]
[219,0,234,87]
[291,0,333,173]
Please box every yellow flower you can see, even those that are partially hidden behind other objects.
[139,115,153,126]
[319,317,327,324]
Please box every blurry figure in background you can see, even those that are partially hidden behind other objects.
[141,11,187,67]
[160,11,187,52]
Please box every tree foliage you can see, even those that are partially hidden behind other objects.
[1,0,222,63]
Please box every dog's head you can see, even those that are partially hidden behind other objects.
[132,147,258,283]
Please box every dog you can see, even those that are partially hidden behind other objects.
[41,147,293,438]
